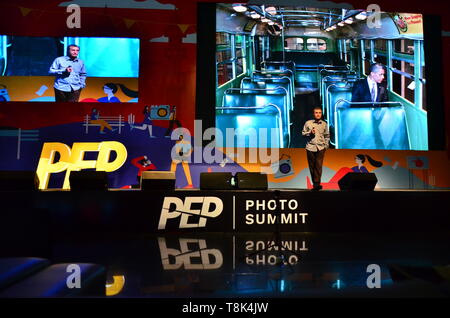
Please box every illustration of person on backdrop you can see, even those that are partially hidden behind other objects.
[131,155,156,182]
[302,107,330,191]
[305,153,384,190]
[171,134,194,189]
[49,44,86,102]
[130,105,156,138]
[89,108,116,134]
[352,154,383,173]
[164,106,182,138]
[97,83,138,103]
[0,84,10,102]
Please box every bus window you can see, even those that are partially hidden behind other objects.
[374,39,386,51]
[307,38,326,51]
[216,32,247,87]
[259,36,270,60]
[374,39,387,67]
[343,39,351,62]
[285,37,304,50]
[216,32,233,86]
[374,55,387,65]
[216,32,230,46]
[235,35,246,76]
[345,39,351,52]
[364,59,371,75]
[362,39,372,75]
[217,60,233,86]
[392,59,415,104]
[394,39,414,55]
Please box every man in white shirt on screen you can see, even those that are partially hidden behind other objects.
[49,44,86,102]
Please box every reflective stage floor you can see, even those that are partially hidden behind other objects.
[48,232,450,298]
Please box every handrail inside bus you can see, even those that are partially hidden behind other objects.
[246,75,292,85]
[261,60,295,66]
[224,86,288,95]
[334,99,404,109]
[254,69,293,75]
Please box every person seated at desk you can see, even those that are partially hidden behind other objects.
[90,108,116,134]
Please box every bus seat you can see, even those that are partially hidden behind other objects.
[323,82,355,127]
[335,102,410,150]
[216,107,283,148]
[265,82,293,110]
[242,77,293,110]
[252,70,295,93]
[241,78,265,92]
[295,68,317,89]
[319,70,357,97]
[222,91,290,146]
[262,61,296,79]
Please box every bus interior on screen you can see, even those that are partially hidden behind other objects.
[215,4,427,150]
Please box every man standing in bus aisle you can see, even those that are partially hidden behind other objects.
[49,44,86,102]
[351,63,388,104]
[164,106,183,138]
[302,107,330,191]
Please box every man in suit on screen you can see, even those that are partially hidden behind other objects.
[351,63,388,103]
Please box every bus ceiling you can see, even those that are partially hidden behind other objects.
[216,4,423,41]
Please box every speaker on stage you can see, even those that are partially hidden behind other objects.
[338,172,378,191]
[141,171,175,190]
[235,172,268,190]
[200,172,234,190]
[0,171,39,191]
[69,171,108,191]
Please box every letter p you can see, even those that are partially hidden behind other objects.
[158,197,184,230]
